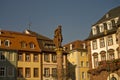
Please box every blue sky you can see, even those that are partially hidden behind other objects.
[0,0,120,44]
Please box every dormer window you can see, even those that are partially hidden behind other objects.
[107,21,112,30]
[70,44,73,50]
[21,41,27,48]
[92,26,97,35]
[115,17,119,23]
[106,14,109,18]
[29,42,35,49]
[99,24,104,33]
[4,40,10,47]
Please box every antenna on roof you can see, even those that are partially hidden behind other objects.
[28,21,32,30]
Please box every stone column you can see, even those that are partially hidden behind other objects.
[55,47,63,80]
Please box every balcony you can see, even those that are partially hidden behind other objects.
[88,58,120,75]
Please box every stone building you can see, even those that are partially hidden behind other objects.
[87,6,120,80]
[64,40,89,80]
[24,29,68,80]
[0,30,41,80]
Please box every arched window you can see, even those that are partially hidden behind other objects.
[4,40,10,47]
[93,53,98,68]
[108,49,115,60]
[100,51,106,61]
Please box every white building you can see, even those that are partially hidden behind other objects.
[87,6,120,80]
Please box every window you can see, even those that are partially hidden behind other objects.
[29,42,35,49]
[109,54,114,60]
[81,52,84,56]
[93,53,98,68]
[21,41,26,48]
[107,21,112,30]
[82,72,85,79]
[92,40,97,50]
[100,38,105,48]
[108,35,113,46]
[52,68,57,77]
[52,54,57,62]
[33,54,39,62]
[18,53,23,61]
[99,24,104,32]
[81,61,84,67]
[44,53,50,62]
[0,51,5,61]
[86,61,89,67]
[34,68,39,77]
[25,53,31,62]
[0,67,5,77]
[44,68,50,77]
[94,57,98,68]
[25,68,31,78]
[92,26,97,35]
[4,40,10,47]
[17,68,23,77]
[8,52,14,61]
[7,66,14,77]
[100,51,106,61]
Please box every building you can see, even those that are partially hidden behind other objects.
[0,30,41,80]
[87,6,120,80]
[24,29,68,80]
[64,40,89,80]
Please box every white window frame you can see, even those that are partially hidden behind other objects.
[107,21,112,30]
[4,40,10,47]
[29,43,35,49]
[92,26,97,35]
[99,24,104,33]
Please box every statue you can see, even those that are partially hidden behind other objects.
[53,25,63,48]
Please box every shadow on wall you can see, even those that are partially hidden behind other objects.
[0,50,26,80]
[67,60,76,80]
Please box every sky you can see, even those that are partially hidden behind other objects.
[0,0,120,45]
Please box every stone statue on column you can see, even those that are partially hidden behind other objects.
[53,25,63,80]
[53,25,63,48]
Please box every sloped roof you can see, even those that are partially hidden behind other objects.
[93,6,120,26]
[86,6,120,40]
[0,30,40,52]
[24,29,52,41]
[63,40,87,51]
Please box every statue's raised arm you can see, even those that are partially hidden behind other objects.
[53,25,63,48]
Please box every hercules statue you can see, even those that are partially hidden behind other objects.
[53,25,63,48]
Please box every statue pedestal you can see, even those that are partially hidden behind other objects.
[55,48,63,80]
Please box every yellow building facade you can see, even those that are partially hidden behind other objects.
[64,40,89,80]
